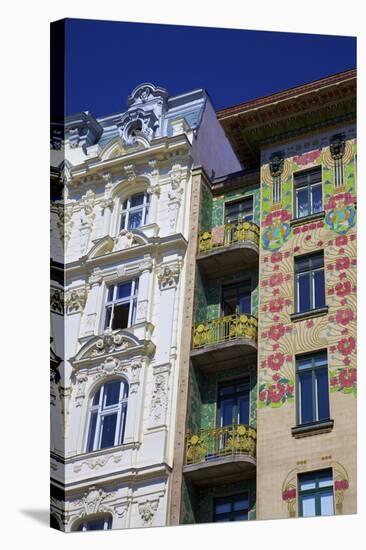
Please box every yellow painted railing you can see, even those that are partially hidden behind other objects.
[198,221,260,254]
[185,424,257,465]
[192,313,258,349]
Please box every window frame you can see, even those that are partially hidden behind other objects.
[213,492,250,522]
[296,350,330,427]
[298,469,334,517]
[293,167,323,220]
[75,515,113,532]
[120,192,150,231]
[294,252,325,314]
[86,379,129,452]
[220,279,252,317]
[216,377,251,428]
[224,196,254,224]
[104,279,139,331]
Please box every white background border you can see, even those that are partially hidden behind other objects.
[0,1,364,548]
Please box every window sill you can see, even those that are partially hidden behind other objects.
[290,306,328,323]
[290,211,325,227]
[291,419,334,438]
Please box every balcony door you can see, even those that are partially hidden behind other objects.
[225,197,253,224]
[221,280,251,317]
[217,378,250,428]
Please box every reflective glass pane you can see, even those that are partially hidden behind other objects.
[311,184,323,213]
[320,491,334,516]
[239,395,249,425]
[301,494,316,517]
[297,357,312,371]
[316,369,330,421]
[92,388,101,405]
[120,213,126,230]
[128,210,143,229]
[107,286,114,302]
[297,188,309,218]
[314,270,325,308]
[234,498,249,511]
[84,518,107,531]
[299,372,313,423]
[116,282,132,300]
[104,381,121,407]
[310,253,324,269]
[300,479,316,491]
[297,273,311,312]
[318,473,333,488]
[221,399,234,426]
[239,294,251,314]
[104,306,112,328]
[295,256,311,273]
[219,386,234,396]
[130,194,144,207]
[215,502,231,514]
[87,412,98,452]
[314,353,327,367]
[100,414,117,448]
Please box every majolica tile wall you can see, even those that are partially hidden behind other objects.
[258,130,356,410]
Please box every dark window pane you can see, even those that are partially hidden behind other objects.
[83,518,108,531]
[128,210,143,229]
[120,213,126,230]
[233,511,248,521]
[219,385,234,396]
[221,399,234,426]
[297,188,309,218]
[297,273,311,312]
[314,270,325,308]
[104,306,112,328]
[215,502,231,514]
[87,412,98,452]
[238,395,249,425]
[112,303,130,329]
[107,286,114,301]
[92,388,101,406]
[316,368,330,421]
[104,381,121,407]
[295,256,311,273]
[299,372,313,423]
[311,253,324,269]
[311,184,323,213]
[116,282,132,300]
[239,294,251,314]
[297,357,313,371]
[233,498,249,511]
[100,414,117,448]
[313,353,327,367]
[130,194,144,207]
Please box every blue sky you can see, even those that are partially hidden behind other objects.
[65,18,356,118]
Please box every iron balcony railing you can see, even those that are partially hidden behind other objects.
[192,313,258,349]
[185,424,257,465]
[198,221,260,254]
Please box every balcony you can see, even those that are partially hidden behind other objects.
[184,424,256,486]
[197,222,260,278]
[191,313,257,371]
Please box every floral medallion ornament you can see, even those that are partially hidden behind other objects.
[258,376,295,408]
[261,209,292,251]
[324,192,356,234]
[330,367,357,396]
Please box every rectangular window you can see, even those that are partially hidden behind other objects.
[213,493,249,522]
[221,280,252,316]
[296,351,330,426]
[294,167,322,218]
[295,252,325,313]
[298,469,334,517]
[104,280,138,330]
[225,197,253,224]
[217,378,250,427]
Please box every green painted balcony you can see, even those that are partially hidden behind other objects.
[197,221,260,278]
[184,424,257,486]
[191,313,258,371]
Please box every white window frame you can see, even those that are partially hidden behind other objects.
[120,192,150,231]
[86,379,129,452]
[104,279,138,330]
[77,515,112,531]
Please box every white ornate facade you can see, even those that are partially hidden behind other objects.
[50,83,240,531]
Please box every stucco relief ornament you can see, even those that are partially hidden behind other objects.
[115,229,135,251]
[168,164,184,232]
[65,287,87,313]
[157,262,181,289]
[138,499,159,526]
[124,164,136,181]
[50,288,64,313]
[146,159,160,197]
[150,374,168,423]
[92,328,131,357]
[101,181,114,210]
[81,487,112,516]
[130,361,142,394]
[75,374,88,407]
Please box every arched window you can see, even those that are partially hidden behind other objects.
[120,192,150,231]
[86,379,128,452]
[75,515,112,532]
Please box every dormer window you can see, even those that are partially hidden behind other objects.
[120,192,150,231]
